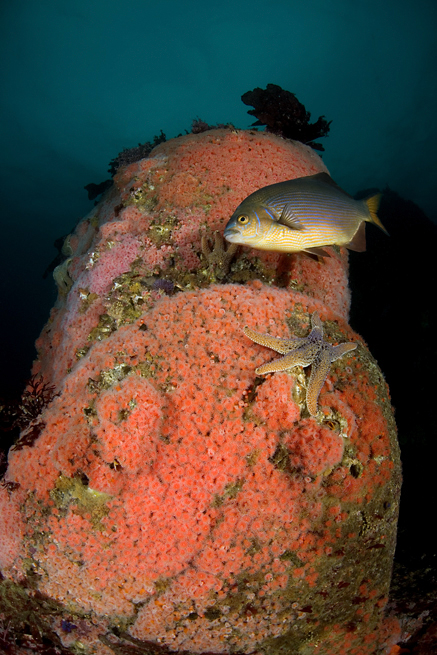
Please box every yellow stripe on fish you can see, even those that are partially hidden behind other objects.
[224,172,388,256]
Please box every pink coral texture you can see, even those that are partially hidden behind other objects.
[1,130,401,655]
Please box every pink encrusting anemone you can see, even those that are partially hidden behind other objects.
[0,129,401,655]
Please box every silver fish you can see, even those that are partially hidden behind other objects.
[224,172,388,256]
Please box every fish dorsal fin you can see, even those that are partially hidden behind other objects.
[346,222,366,252]
[279,202,305,230]
[309,172,354,199]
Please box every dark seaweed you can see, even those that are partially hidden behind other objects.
[108,130,167,176]
[190,118,234,134]
[84,179,113,201]
[241,83,331,151]
[0,375,57,462]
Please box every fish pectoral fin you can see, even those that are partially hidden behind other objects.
[279,203,306,230]
[345,222,366,252]
[303,247,330,258]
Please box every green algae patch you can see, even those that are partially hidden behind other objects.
[50,474,112,530]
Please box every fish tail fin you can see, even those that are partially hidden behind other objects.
[365,193,389,235]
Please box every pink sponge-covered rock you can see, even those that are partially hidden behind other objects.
[0,130,400,655]
[284,418,345,477]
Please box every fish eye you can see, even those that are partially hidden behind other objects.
[237,215,249,224]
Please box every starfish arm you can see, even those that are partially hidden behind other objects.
[243,326,305,354]
[244,312,356,416]
[330,341,357,361]
[306,312,324,344]
[254,347,317,375]
[311,311,323,330]
[306,348,332,416]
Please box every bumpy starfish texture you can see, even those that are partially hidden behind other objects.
[244,312,357,416]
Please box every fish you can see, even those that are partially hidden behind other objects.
[223,172,388,256]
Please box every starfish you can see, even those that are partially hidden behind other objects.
[244,312,357,416]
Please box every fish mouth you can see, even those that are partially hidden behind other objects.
[223,227,240,242]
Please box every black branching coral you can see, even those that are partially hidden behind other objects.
[241,84,331,151]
